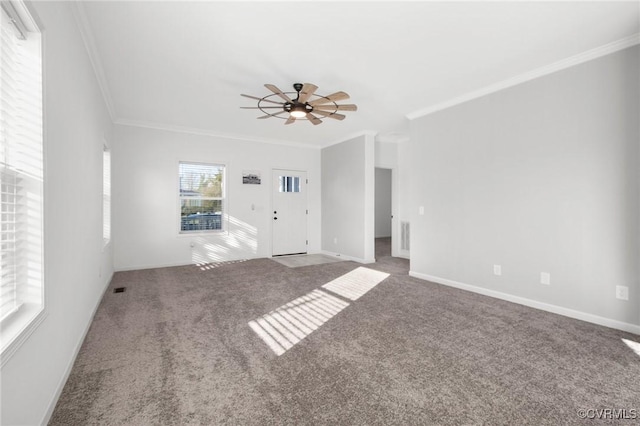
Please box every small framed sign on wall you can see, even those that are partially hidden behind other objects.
[242,170,261,185]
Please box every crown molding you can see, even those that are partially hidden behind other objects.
[406,33,640,120]
[114,118,322,150]
[70,1,116,121]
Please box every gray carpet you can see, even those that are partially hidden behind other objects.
[50,238,640,425]
[271,253,345,268]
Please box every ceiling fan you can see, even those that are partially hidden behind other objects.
[241,83,357,125]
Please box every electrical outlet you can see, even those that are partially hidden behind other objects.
[616,285,629,301]
[540,272,550,285]
[419,206,424,215]
[493,265,502,276]
[334,237,338,245]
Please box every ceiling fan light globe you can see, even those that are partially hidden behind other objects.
[290,110,307,118]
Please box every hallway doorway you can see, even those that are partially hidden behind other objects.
[375,167,393,259]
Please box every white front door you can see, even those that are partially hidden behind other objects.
[272,169,308,256]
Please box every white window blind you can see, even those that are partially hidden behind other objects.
[103,146,111,245]
[179,162,225,233]
[0,1,44,356]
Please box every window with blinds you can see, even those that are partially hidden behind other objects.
[0,1,44,358]
[103,146,111,245]
[179,162,225,233]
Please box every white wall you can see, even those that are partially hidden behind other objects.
[321,134,375,262]
[408,46,640,331]
[112,124,321,270]
[375,168,392,238]
[0,2,114,425]
[375,140,398,168]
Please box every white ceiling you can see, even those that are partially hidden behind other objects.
[77,1,639,147]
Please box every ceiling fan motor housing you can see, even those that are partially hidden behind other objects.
[284,102,313,115]
[287,83,314,117]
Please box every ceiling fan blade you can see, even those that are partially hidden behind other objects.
[309,91,350,106]
[285,116,296,125]
[311,110,346,120]
[297,83,318,103]
[258,111,288,119]
[240,106,283,109]
[306,113,322,125]
[241,94,284,105]
[313,103,358,111]
[265,84,292,102]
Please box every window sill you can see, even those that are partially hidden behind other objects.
[177,230,228,237]
[1,303,47,367]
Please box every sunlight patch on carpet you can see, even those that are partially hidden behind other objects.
[195,259,247,271]
[622,338,640,358]
[321,267,390,301]
[249,289,349,356]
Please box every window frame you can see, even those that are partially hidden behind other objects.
[102,144,111,248]
[177,161,226,235]
[0,0,46,365]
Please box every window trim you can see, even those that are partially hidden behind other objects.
[1,307,47,367]
[177,161,227,235]
[0,0,45,366]
[102,144,111,248]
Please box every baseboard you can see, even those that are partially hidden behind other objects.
[409,271,640,335]
[115,260,193,272]
[114,256,262,272]
[40,270,114,425]
[320,251,375,264]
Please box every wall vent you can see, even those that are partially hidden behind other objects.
[114,287,126,293]
[400,221,410,251]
